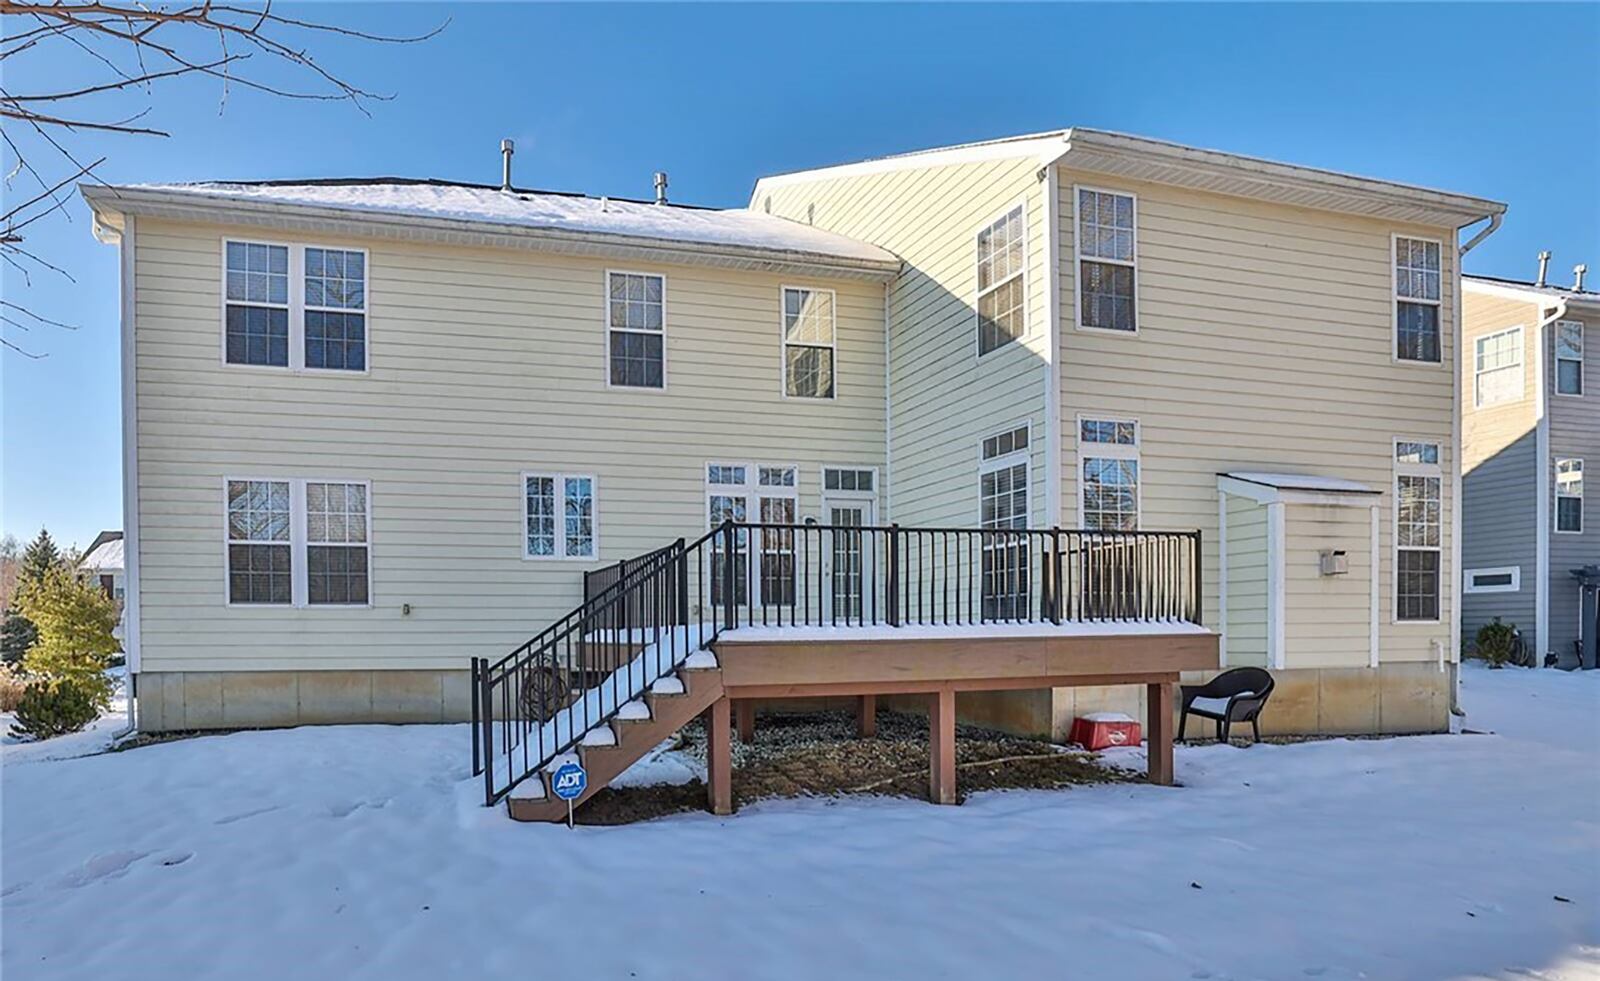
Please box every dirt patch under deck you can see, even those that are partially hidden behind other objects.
[576,709,1142,825]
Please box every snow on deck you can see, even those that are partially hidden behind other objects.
[3,664,1596,979]
[716,619,1213,643]
[121,181,900,265]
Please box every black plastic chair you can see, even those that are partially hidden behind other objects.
[1178,667,1275,744]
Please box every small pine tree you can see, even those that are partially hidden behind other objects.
[18,529,61,585]
[0,614,38,666]
[3,529,63,667]
[16,566,120,711]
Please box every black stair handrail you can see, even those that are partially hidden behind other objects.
[472,528,723,806]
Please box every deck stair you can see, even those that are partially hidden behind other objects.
[507,655,724,822]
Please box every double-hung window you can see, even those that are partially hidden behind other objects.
[1556,458,1583,534]
[226,477,370,606]
[782,287,836,398]
[523,473,597,559]
[607,271,665,388]
[979,425,1030,619]
[225,240,366,371]
[975,204,1026,355]
[1474,327,1524,408]
[1556,321,1584,396]
[1076,188,1137,333]
[224,242,290,367]
[1079,417,1140,531]
[1394,237,1442,363]
[1394,440,1442,621]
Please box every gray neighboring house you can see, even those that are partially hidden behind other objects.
[1462,259,1599,667]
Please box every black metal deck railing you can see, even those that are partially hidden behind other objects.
[472,522,1201,805]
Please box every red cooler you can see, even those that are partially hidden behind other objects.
[1069,712,1141,751]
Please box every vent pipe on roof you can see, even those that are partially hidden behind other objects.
[653,171,668,205]
[1536,250,1551,288]
[1576,264,1589,292]
[500,139,515,192]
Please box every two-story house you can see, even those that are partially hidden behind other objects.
[1462,261,1598,668]
[83,130,1504,779]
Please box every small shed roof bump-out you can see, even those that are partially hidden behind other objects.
[1217,472,1382,508]
[1220,472,1380,495]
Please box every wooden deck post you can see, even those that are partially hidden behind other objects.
[857,694,877,738]
[735,700,755,743]
[708,698,733,815]
[1147,681,1175,787]
[929,688,957,805]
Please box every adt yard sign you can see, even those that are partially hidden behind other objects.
[552,760,587,800]
[552,760,587,828]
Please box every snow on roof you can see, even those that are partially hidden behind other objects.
[79,538,124,573]
[1221,472,1380,495]
[1465,273,1600,306]
[115,180,899,266]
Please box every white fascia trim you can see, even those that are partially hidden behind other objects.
[1043,162,1064,526]
[120,214,142,684]
[750,131,1071,198]
[1215,474,1381,508]
[82,187,901,282]
[1050,129,1505,226]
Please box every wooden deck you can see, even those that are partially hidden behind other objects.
[702,623,1220,810]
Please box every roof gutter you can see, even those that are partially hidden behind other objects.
[81,185,902,281]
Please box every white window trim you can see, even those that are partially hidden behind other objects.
[603,268,668,392]
[977,422,1032,527]
[222,476,373,609]
[1473,325,1525,408]
[819,466,879,502]
[1554,319,1584,398]
[704,462,800,609]
[779,285,838,401]
[1072,184,1140,336]
[973,198,1029,359]
[521,472,599,561]
[1074,413,1141,530]
[1464,566,1521,594]
[1392,437,1444,624]
[1555,457,1584,535]
[1391,233,1445,367]
[219,237,372,376]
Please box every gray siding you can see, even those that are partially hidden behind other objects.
[1461,428,1538,648]
[1545,302,1599,665]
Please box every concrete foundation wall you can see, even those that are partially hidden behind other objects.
[136,669,475,731]
[137,661,1450,737]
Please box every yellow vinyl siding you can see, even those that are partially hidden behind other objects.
[1462,290,1539,470]
[133,219,887,672]
[757,156,1049,528]
[1058,173,1457,664]
[1284,507,1372,668]
[1224,494,1268,667]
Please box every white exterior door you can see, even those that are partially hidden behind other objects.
[822,496,875,623]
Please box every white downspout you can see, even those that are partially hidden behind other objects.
[1449,212,1502,719]
[1534,296,1568,667]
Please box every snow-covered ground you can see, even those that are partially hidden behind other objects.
[3,664,1597,980]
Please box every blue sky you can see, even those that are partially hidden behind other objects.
[3,2,1597,549]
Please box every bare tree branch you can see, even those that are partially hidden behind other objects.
[0,1,444,357]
